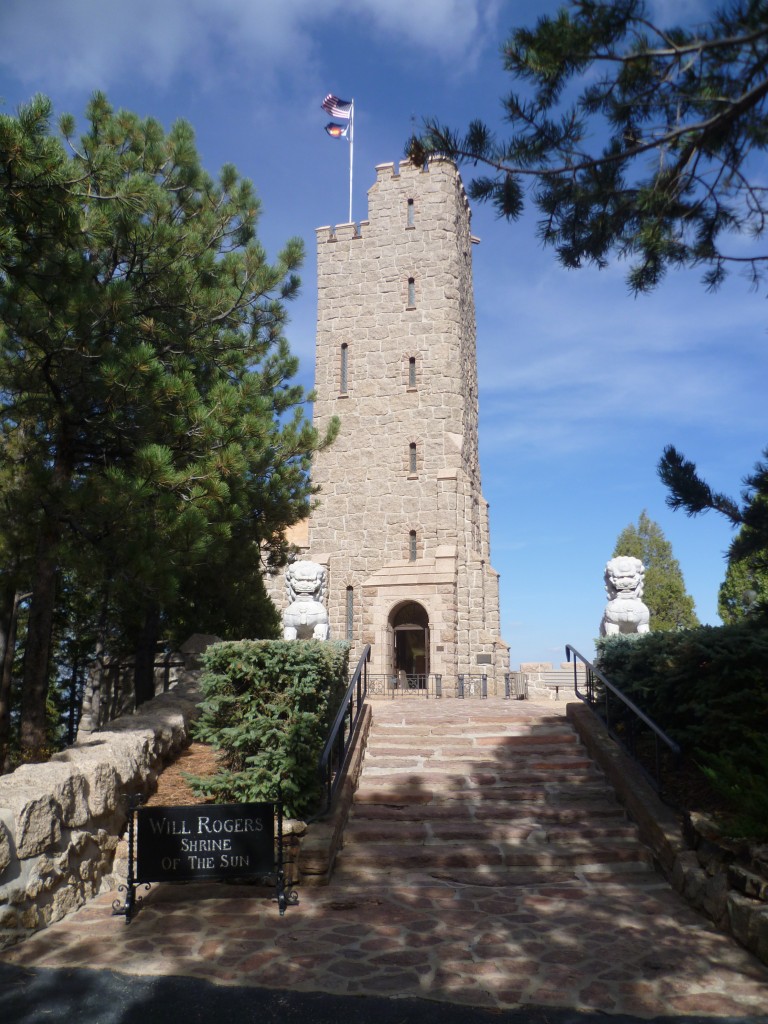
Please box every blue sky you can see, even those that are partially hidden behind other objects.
[0,0,764,667]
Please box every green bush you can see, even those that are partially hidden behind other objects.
[594,623,768,755]
[595,624,768,839]
[190,639,349,818]
[700,737,768,841]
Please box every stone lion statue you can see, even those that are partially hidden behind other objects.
[600,555,651,636]
[282,560,330,641]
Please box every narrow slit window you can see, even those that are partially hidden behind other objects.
[407,277,415,307]
[409,442,417,474]
[346,586,354,641]
[408,356,416,388]
[409,530,417,562]
[340,343,348,393]
[407,198,415,228]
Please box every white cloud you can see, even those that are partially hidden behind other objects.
[468,212,768,463]
[0,0,498,93]
[0,1,198,92]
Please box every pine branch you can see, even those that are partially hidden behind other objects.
[658,445,742,524]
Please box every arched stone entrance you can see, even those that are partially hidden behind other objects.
[390,601,429,689]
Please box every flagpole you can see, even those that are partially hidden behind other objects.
[349,100,354,223]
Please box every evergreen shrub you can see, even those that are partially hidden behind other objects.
[595,624,768,754]
[595,624,768,838]
[700,736,768,841]
[190,639,349,818]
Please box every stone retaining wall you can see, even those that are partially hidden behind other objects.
[299,703,372,885]
[0,674,202,950]
[567,701,768,966]
[519,661,585,701]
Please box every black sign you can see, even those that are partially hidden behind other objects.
[136,803,275,882]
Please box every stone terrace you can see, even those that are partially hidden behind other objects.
[2,698,767,1018]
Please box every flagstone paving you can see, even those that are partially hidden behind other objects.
[2,698,767,1019]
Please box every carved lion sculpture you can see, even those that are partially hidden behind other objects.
[282,560,330,641]
[600,555,651,636]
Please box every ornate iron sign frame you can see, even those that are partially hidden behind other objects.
[112,791,298,922]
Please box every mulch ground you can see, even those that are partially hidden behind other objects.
[145,743,221,806]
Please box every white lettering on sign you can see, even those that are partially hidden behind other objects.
[148,818,191,836]
[220,854,250,868]
[196,816,264,834]
[186,855,216,870]
[180,838,233,853]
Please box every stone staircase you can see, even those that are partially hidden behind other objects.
[335,700,655,886]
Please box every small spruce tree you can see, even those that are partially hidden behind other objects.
[612,511,699,631]
[718,532,768,623]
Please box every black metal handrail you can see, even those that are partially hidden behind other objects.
[566,643,681,793]
[314,644,370,817]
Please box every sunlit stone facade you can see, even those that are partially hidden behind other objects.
[275,158,508,693]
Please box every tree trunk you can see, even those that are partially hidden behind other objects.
[20,525,60,759]
[67,657,81,745]
[0,590,22,773]
[134,603,161,707]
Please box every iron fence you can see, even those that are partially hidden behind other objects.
[566,643,681,795]
[367,673,443,697]
[457,673,487,698]
[505,672,529,699]
[366,672,530,699]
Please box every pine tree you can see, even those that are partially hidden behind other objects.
[612,511,698,631]
[716,511,768,624]
[659,446,768,628]
[659,445,768,567]
[0,94,337,758]
[718,547,768,624]
[409,0,768,293]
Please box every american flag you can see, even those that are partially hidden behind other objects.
[321,94,353,119]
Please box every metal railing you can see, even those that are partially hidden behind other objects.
[315,644,370,817]
[367,673,442,697]
[457,673,488,698]
[566,644,681,794]
[365,672,528,699]
[505,672,529,699]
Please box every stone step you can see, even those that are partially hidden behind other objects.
[335,840,652,872]
[338,704,655,890]
[354,778,614,802]
[351,801,627,823]
[363,746,582,762]
[333,861,657,889]
[357,762,603,779]
[366,729,577,745]
[362,755,596,771]
[365,738,585,752]
[366,727,578,741]
[342,820,641,845]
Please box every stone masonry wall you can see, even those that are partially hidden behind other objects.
[311,159,486,574]
[519,662,588,700]
[77,635,219,735]
[307,158,508,688]
[0,675,201,949]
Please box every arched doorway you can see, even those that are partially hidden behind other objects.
[390,601,429,689]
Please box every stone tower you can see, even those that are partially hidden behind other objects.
[303,157,508,693]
